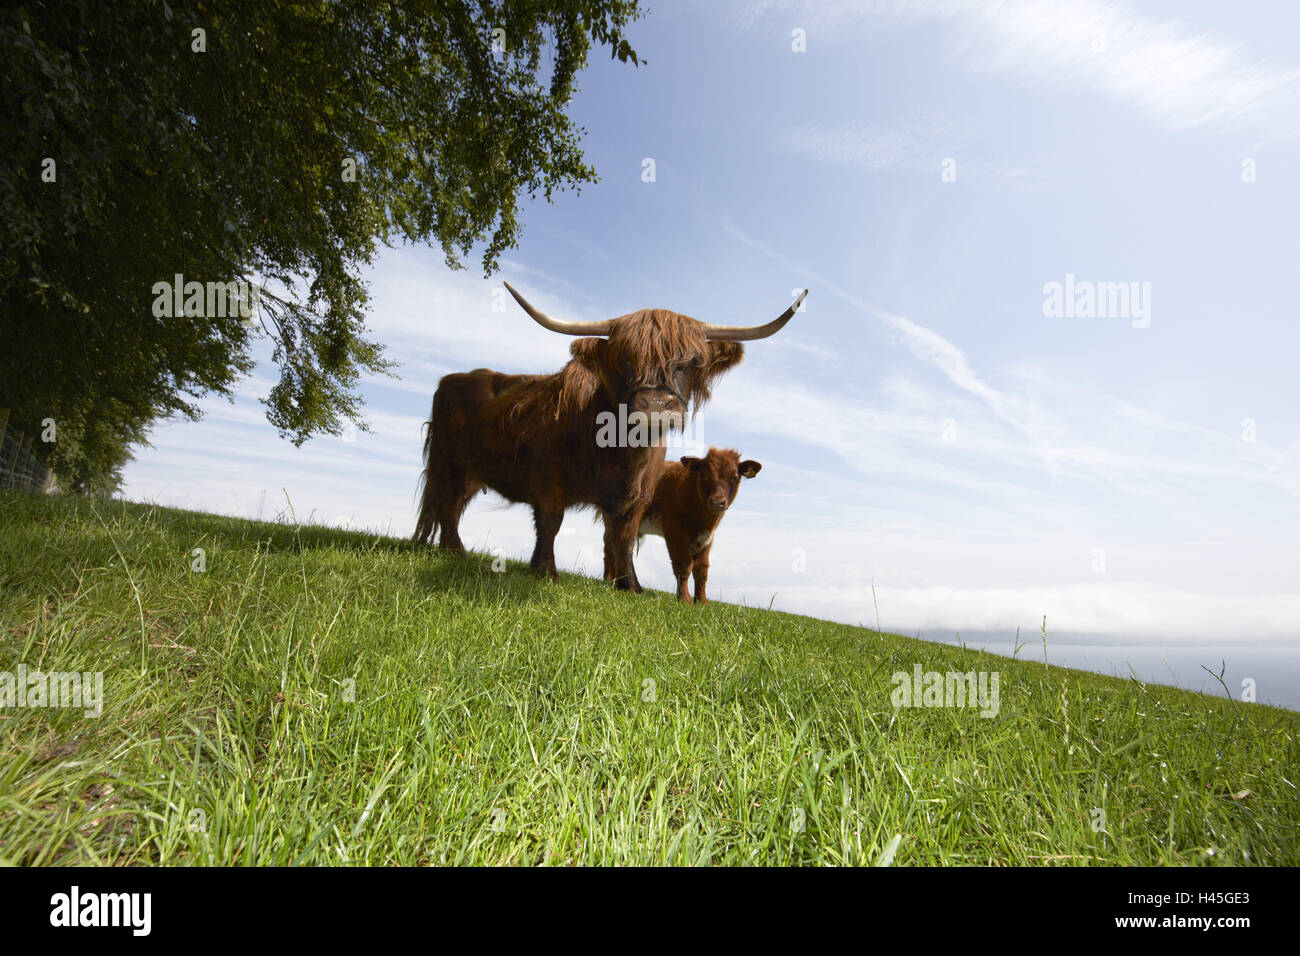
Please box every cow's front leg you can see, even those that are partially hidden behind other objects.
[530,506,563,581]
[607,511,643,592]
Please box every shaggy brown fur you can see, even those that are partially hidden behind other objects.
[639,448,761,603]
[414,309,744,591]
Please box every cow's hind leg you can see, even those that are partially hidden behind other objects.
[435,472,478,553]
[530,505,564,581]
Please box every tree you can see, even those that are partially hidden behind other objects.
[1,0,642,492]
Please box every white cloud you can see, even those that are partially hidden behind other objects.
[786,116,964,173]
[735,0,1300,136]
[721,219,1300,500]
[728,582,1300,640]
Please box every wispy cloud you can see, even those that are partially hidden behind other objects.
[731,581,1300,640]
[720,218,1300,500]
[786,116,964,173]
[735,0,1300,137]
[783,116,1055,189]
[721,220,1062,455]
[959,0,1300,135]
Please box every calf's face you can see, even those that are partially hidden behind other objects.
[680,449,761,515]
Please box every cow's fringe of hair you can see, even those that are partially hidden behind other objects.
[553,310,744,418]
[618,311,745,409]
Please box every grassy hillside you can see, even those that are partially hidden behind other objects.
[1,490,1296,865]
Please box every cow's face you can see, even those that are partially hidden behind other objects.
[681,448,761,515]
[570,310,743,428]
[507,283,805,430]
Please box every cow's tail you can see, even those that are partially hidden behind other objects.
[412,402,440,546]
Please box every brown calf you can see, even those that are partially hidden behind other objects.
[638,448,761,603]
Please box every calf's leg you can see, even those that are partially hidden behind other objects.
[665,538,695,603]
[691,545,711,605]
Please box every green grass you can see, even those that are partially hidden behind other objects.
[1,490,1296,866]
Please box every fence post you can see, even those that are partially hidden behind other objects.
[0,415,57,493]
[20,435,35,489]
[0,409,9,490]
[3,427,22,490]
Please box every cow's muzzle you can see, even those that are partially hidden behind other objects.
[629,386,686,428]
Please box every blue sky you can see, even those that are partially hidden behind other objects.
[124,0,1300,646]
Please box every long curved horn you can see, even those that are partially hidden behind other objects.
[503,282,615,336]
[701,289,809,341]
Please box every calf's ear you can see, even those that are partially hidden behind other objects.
[680,456,704,469]
[739,460,762,478]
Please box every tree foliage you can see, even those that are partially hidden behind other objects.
[1,0,641,491]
